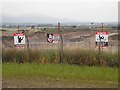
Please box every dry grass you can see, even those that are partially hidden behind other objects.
[2,48,119,67]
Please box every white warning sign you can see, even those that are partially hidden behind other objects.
[47,34,60,43]
[96,32,108,42]
[95,32,108,48]
[14,33,25,45]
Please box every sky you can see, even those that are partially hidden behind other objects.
[0,0,119,23]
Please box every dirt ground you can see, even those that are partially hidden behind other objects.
[2,78,118,88]
[0,78,1,89]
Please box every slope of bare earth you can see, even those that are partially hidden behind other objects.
[2,30,119,53]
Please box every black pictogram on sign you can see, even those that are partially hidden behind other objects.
[47,34,53,43]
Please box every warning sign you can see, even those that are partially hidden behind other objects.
[14,33,26,45]
[95,32,108,48]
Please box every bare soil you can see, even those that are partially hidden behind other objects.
[2,78,118,88]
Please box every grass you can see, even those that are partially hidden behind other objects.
[0,63,1,75]
[3,63,118,83]
[2,48,119,67]
[2,48,119,87]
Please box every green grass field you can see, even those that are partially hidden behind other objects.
[2,63,118,88]
[0,63,1,77]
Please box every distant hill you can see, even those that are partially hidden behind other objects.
[2,14,78,24]
[2,14,117,25]
[2,14,58,24]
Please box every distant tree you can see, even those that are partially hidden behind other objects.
[43,28,46,30]
[72,25,77,28]
[111,26,117,30]
[31,25,35,29]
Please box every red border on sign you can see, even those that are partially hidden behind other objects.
[13,33,25,36]
[96,32,108,35]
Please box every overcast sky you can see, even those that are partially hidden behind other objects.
[1,0,119,23]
